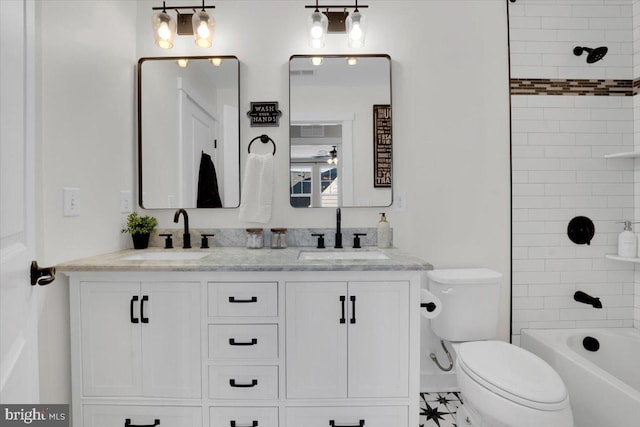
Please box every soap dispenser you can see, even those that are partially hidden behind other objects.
[377,213,391,249]
[617,221,637,258]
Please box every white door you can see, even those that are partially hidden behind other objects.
[285,282,348,398]
[347,282,410,398]
[179,91,218,207]
[141,282,201,398]
[0,0,39,403]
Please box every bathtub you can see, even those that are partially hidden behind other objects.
[521,328,640,427]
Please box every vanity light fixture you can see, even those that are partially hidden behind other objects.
[305,0,369,48]
[151,0,215,49]
[346,57,357,65]
[177,58,189,67]
[210,57,223,66]
[311,56,324,66]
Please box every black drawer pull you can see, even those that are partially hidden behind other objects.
[230,421,258,427]
[339,295,346,324]
[141,295,149,323]
[350,295,356,324]
[228,296,258,303]
[229,338,258,346]
[329,420,364,427]
[229,379,258,388]
[130,296,139,324]
[124,419,160,427]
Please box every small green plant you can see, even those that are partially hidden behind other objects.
[121,212,158,235]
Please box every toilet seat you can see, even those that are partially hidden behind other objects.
[457,341,569,411]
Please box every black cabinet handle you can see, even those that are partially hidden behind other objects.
[124,419,160,427]
[228,296,257,303]
[130,296,139,324]
[339,296,346,324]
[229,379,258,388]
[421,302,437,312]
[230,421,258,427]
[329,420,364,427]
[350,295,356,324]
[141,295,149,323]
[229,338,258,346]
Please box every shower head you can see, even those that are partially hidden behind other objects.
[573,46,608,64]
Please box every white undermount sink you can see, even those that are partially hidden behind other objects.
[122,251,210,261]
[297,250,389,261]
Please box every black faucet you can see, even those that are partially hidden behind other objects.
[335,208,343,249]
[574,290,602,309]
[173,208,191,249]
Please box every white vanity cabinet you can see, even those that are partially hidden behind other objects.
[285,281,409,399]
[63,255,427,427]
[79,280,201,398]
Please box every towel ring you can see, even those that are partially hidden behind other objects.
[248,134,276,155]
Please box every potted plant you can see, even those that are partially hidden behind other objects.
[121,212,158,249]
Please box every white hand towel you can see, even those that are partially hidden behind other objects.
[239,153,274,223]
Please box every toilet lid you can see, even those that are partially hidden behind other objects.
[457,341,568,410]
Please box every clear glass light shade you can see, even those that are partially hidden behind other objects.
[177,59,189,67]
[192,10,215,48]
[346,10,367,48]
[210,57,223,66]
[152,11,176,49]
[307,11,328,49]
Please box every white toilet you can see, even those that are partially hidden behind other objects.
[427,269,573,427]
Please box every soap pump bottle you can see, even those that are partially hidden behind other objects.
[617,221,637,258]
[377,212,391,249]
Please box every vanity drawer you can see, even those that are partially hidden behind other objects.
[210,407,278,427]
[209,365,278,399]
[208,282,278,317]
[286,406,408,427]
[209,324,278,360]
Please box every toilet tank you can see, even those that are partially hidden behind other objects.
[427,268,502,342]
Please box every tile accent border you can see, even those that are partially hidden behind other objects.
[510,78,634,96]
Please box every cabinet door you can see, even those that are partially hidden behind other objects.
[347,282,409,398]
[286,406,408,427]
[83,405,202,427]
[286,282,348,398]
[80,282,142,396]
[141,282,201,398]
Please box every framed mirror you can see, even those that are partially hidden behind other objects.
[289,54,392,208]
[138,56,240,209]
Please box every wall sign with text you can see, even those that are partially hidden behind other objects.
[247,102,282,127]
[373,104,392,188]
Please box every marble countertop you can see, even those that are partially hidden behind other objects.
[57,247,433,272]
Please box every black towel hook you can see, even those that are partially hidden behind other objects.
[248,134,276,155]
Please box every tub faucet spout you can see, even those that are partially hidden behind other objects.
[173,208,191,249]
[574,290,602,309]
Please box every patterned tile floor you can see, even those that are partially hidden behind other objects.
[419,392,463,427]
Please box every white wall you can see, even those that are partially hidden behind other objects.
[509,0,636,344]
[37,0,511,399]
[37,0,137,402]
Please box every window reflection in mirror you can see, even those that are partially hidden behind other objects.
[138,56,240,209]
[289,55,392,208]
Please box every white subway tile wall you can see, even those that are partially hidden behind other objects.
[510,0,639,341]
[509,0,633,80]
[512,95,635,342]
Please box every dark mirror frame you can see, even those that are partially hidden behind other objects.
[137,55,241,209]
[288,54,393,208]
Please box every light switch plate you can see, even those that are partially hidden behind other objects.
[63,187,80,217]
[120,190,133,214]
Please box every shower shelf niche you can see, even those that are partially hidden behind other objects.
[603,151,640,159]
[605,254,640,263]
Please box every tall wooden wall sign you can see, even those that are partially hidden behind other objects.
[373,104,392,188]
